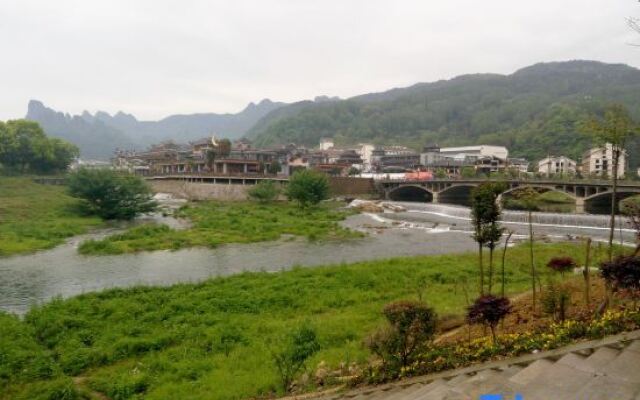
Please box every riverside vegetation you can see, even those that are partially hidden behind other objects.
[78,201,360,255]
[0,177,102,257]
[0,242,595,400]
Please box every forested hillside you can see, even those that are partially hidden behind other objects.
[248,61,640,166]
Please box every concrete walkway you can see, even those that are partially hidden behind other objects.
[304,330,640,400]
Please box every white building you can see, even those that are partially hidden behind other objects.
[581,143,627,178]
[537,156,577,176]
[438,145,509,161]
[357,143,376,171]
[319,138,334,151]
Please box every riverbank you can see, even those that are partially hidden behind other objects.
[1,242,600,400]
[0,177,103,257]
[78,201,362,255]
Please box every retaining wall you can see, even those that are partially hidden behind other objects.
[149,179,251,201]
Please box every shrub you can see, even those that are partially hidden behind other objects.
[285,170,329,208]
[366,301,437,374]
[547,256,576,276]
[272,324,320,393]
[248,180,280,203]
[467,295,512,343]
[542,281,571,322]
[68,169,157,220]
[601,256,640,306]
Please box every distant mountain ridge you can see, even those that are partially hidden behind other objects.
[247,60,640,166]
[25,99,285,159]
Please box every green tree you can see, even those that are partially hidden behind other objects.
[247,180,280,203]
[68,169,157,220]
[0,120,78,174]
[512,187,540,312]
[584,104,638,261]
[470,183,504,295]
[205,138,232,173]
[272,324,320,393]
[267,160,281,175]
[285,169,330,208]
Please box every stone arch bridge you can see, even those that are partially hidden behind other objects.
[378,179,640,214]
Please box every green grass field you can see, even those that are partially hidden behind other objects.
[0,178,102,257]
[79,201,362,255]
[1,242,602,400]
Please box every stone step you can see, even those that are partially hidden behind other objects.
[508,359,554,386]
[408,379,451,400]
[379,382,430,400]
[446,369,502,399]
[519,354,594,399]
[444,373,469,387]
[555,352,588,369]
[365,387,404,400]
[574,375,640,400]
[578,346,620,373]
[601,344,640,384]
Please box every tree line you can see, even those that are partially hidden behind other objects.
[0,119,78,174]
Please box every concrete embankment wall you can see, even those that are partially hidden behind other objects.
[149,177,378,201]
[328,177,377,197]
[149,179,252,201]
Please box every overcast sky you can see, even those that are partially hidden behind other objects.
[0,0,638,120]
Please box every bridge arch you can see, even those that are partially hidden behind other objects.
[437,184,476,207]
[584,190,640,214]
[501,185,576,200]
[387,185,434,202]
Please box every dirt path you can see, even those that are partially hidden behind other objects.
[72,376,110,400]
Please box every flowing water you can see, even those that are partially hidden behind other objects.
[0,198,635,316]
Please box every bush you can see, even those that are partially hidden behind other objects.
[601,256,640,305]
[542,281,571,322]
[272,324,320,393]
[286,170,329,208]
[248,180,280,203]
[68,169,157,220]
[547,256,576,276]
[366,301,437,374]
[467,295,512,342]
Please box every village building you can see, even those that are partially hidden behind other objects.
[537,155,577,177]
[581,143,627,178]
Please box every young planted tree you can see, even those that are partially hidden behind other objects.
[501,230,514,298]
[584,104,638,261]
[512,187,540,311]
[546,256,577,279]
[272,324,320,393]
[366,301,437,373]
[470,183,505,295]
[466,295,512,343]
[285,169,330,208]
[67,169,157,220]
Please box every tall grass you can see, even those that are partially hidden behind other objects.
[79,201,362,255]
[0,177,102,257]
[2,242,598,400]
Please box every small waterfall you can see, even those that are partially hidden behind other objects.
[388,201,631,231]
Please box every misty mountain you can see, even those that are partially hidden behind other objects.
[26,99,285,159]
[247,60,640,166]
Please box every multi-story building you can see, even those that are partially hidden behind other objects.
[437,145,509,161]
[371,146,420,171]
[537,156,577,176]
[581,143,627,178]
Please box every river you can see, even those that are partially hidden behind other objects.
[0,200,635,316]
